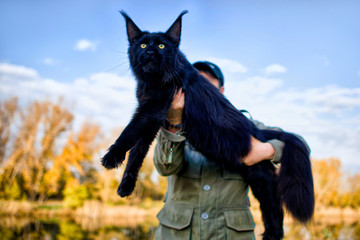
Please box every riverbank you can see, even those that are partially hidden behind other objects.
[251,204,360,224]
[0,200,161,220]
[1,199,360,223]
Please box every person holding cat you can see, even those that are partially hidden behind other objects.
[153,61,288,240]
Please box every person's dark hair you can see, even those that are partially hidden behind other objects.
[193,61,224,87]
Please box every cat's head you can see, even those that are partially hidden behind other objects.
[121,10,188,83]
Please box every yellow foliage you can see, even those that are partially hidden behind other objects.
[2,97,360,211]
[312,158,342,207]
[312,158,360,209]
[0,98,101,202]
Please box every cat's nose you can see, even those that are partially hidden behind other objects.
[146,50,155,56]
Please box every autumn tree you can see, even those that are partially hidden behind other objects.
[0,96,166,205]
[0,99,74,200]
[0,98,102,203]
[44,122,101,205]
[0,97,18,163]
[312,158,342,208]
[312,158,360,209]
[338,173,360,208]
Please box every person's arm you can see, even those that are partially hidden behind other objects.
[242,119,310,166]
[165,89,184,133]
[153,89,186,176]
[242,120,284,166]
[242,136,279,166]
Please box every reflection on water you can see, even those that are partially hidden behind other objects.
[0,216,157,240]
[0,216,359,240]
[254,220,360,240]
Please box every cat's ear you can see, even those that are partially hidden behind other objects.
[120,10,142,43]
[165,10,188,46]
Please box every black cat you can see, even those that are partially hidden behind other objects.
[102,11,315,240]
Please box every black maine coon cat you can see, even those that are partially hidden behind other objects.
[102,11,314,239]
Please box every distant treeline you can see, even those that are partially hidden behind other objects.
[0,97,359,209]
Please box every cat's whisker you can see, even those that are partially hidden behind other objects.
[161,64,179,87]
[160,63,171,84]
[161,64,174,84]
[162,63,176,80]
[165,63,183,84]
[104,61,130,73]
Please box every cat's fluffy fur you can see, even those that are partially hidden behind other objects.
[102,11,314,240]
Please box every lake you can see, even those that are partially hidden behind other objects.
[0,215,359,239]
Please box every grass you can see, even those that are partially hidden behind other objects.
[37,205,62,210]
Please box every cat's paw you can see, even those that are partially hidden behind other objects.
[117,173,136,197]
[101,145,126,169]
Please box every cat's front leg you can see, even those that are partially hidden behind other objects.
[102,111,153,169]
[117,122,161,197]
[101,126,133,169]
[102,141,128,169]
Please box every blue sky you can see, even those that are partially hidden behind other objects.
[1,0,359,171]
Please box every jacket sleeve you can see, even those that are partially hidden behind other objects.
[251,119,310,164]
[153,128,186,176]
[251,119,284,164]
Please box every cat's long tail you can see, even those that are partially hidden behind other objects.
[261,130,315,223]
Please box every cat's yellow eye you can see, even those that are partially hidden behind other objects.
[158,44,165,49]
[140,43,147,49]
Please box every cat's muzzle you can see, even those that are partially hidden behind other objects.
[142,62,159,73]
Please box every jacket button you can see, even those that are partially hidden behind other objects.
[203,184,211,191]
[201,212,209,220]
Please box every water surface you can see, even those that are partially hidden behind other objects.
[0,216,359,239]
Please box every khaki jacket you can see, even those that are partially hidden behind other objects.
[153,120,284,240]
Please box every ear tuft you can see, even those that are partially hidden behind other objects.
[165,10,188,45]
[119,10,142,43]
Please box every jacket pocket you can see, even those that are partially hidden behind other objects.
[224,208,255,240]
[155,203,194,240]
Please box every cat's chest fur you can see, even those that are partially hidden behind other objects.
[135,81,176,113]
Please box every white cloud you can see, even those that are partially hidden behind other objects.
[264,64,287,74]
[238,76,283,95]
[0,62,136,132]
[207,57,248,73]
[0,63,38,81]
[225,74,360,168]
[74,39,97,51]
[276,86,360,111]
[89,72,135,89]
[43,57,59,66]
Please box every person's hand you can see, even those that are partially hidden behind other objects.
[166,88,185,132]
[242,136,275,166]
